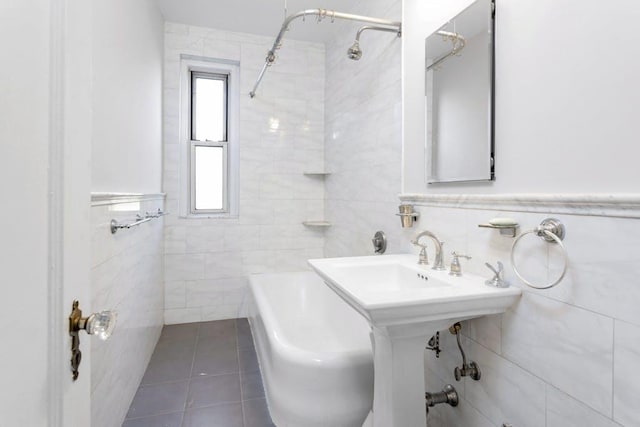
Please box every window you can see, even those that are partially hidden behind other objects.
[180,58,239,217]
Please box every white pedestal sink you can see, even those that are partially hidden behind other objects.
[309,254,521,427]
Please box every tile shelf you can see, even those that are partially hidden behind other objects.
[302,171,330,227]
[302,221,332,227]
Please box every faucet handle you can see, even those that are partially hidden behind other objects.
[484,261,509,288]
[484,261,501,277]
[449,252,471,276]
[411,239,427,248]
[451,251,471,260]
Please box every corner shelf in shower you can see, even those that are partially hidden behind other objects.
[303,171,331,177]
[302,172,330,227]
[302,221,332,227]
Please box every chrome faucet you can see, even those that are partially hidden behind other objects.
[411,230,446,270]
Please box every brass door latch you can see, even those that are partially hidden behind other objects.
[69,300,117,380]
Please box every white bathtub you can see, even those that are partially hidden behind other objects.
[248,271,374,427]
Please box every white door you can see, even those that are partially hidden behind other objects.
[0,1,92,425]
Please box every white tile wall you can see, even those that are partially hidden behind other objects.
[614,320,640,426]
[323,0,404,258]
[90,198,164,427]
[400,205,640,427]
[163,23,325,323]
[547,386,623,427]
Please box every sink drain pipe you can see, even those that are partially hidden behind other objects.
[425,384,459,413]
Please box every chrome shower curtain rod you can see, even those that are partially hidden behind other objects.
[426,31,467,71]
[249,8,402,98]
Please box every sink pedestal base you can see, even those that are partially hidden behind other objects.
[369,322,451,427]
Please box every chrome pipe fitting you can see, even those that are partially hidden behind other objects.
[425,384,459,413]
[449,322,481,381]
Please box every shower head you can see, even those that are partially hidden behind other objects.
[347,41,362,60]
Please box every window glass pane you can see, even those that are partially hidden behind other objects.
[192,75,226,142]
[194,146,224,210]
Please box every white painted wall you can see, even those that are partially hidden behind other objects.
[403,0,640,194]
[162,24,325,323]
[323,0,403,257]
[91,0,164,193]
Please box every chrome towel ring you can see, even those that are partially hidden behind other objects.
[510,218,568,289]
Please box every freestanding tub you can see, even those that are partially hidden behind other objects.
[248,271,374,427]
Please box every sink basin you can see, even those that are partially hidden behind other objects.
[308,254,521,427]
[309,254,521,331]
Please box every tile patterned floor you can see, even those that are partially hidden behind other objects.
[123,319,275,427]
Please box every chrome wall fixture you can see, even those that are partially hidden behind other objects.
[426,30,467,71]
[110,208,168,234]
[425,384,459,413]
[372,230,387,254]
[347,25,401,60]
[397,204,419,228]
[478,218,520,237]
[249,8,402,98]
[449,322,481,381]
[511,218,568,289]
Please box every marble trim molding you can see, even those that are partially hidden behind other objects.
[91,192,166,206]
[398,193,640,219]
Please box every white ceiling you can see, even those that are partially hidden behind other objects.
[156,0,361,43]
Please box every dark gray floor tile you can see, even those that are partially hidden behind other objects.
[240,371,265,400]
[151,337,196,363]
[121,411,183,427]
[236,318,250,334]
[141,356,193,385]
[186,374,242,409]
[192,348,239,377]
[182,402,243,427]
[198,319,236,339]
[239,348,259,373]
[196,334,237,354]
[237,334,254,351]
[243,398,275,427]
[236,319,253,350]
[159,323,199,342]
[126,380,189,419]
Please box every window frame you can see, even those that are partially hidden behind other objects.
[190,71,228,143]
[179,56,239,218]
[190,142,228,213]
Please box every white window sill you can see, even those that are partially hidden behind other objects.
[180,213,239,220]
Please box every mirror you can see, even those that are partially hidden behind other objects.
[425,0,495,183]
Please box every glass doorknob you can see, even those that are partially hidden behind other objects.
[69,300,117,380]
[85,310,117,340]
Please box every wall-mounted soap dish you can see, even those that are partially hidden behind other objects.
[478,218,519,237]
